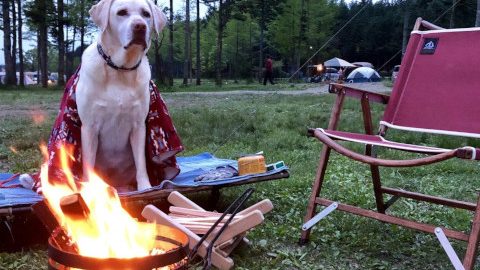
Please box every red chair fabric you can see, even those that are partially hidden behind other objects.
[382,29,480,138]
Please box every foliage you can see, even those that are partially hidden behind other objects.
[1,85,480,269]
[6,0,480,85]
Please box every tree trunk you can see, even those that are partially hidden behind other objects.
[449,0,455,28]
[80,0,85,53]
[12,0,17,81]
[294,0,306,79]
[70,25,77,78]
[183,0,191,85]
[57,0,66,86]
[258,0,265,73]
[401,1,410,56]
[153,0,165,85]
[234,20,238,83]
[40,21,49,88]
[17,0,24,87]
[155,49,166,84]
[168,0,174,86]
[476,0,480,27]
[37,31,41,85]
[2,0,16,85]
[195,0,200,85]
[215,0,224,86]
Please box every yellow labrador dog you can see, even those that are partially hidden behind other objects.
[77,0,166,191]
[19,0,171,192]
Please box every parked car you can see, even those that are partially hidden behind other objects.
[392,65,401,83]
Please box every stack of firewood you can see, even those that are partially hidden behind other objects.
[168,207,245,235]
[142,191,274,270]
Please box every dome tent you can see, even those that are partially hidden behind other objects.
[346,67,381,83]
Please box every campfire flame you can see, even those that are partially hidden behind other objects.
[9,146,18,154]
[30,109,46,125]
[40,144,157,259]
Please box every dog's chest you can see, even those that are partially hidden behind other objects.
[90,83,149,128]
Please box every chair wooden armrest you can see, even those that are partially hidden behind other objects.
[311,128,458,167]
[329,83,390,105]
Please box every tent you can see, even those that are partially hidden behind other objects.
[323,57,356,68]
[352,62,374,68]
[346,67,381,83]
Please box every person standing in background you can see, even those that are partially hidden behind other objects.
[263,55,275,85]
[337,67,345,83]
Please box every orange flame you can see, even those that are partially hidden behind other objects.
[40,144,157,258]
[9,146,18,154]
[30,109,46,125]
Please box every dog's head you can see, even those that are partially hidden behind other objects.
[89,0,167,51]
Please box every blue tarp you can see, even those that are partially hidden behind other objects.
[0,153,288,208]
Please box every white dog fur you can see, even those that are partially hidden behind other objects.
[20,0,167,191]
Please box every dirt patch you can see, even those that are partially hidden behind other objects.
[0,82,391,118]
[0,104,58,118]
[166,82,391,96]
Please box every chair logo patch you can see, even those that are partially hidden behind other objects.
[420,38,439,54]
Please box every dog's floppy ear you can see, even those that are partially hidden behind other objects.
[89,0,114,32]
[147,0,167,36]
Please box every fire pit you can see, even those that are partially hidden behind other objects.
[31,145,190,270]
[47,223,189,270]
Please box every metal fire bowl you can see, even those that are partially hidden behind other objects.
[48,223,189,270]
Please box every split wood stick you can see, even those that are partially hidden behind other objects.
[60,193,90,220]
[205,210,264,246]
[217,233,247,257]
[142,205,234,270]
[181,225,223,234]
[188,228,219,235]
[168,192,261,247]
[177,221,225,227]
[168,191,274,217]
[169,207,242,219]
[168,191,204,210]
[237,199,273,216]
[171,215,241,220]
[171,216,243,223]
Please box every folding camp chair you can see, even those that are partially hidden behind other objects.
[300,18,480,270]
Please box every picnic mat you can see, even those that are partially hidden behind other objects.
[0,152,288,209]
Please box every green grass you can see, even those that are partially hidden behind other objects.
[157,79,311,92]
[1,85,480,269]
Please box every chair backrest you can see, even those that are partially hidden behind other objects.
[381,21,480,138]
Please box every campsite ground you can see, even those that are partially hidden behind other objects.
[0,81,478,269]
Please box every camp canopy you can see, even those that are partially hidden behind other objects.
[323,57,356,68]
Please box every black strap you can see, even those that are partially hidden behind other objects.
[97,43,142,71]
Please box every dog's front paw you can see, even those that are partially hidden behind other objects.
[19,174,35,189]
[136,179,152,191]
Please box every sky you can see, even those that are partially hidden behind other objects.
[0,1,208,65]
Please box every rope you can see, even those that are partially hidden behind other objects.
[287,3,369,81]
[377,0,463,72]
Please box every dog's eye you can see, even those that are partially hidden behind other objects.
[117,9,128,16]
[142,10,151,18]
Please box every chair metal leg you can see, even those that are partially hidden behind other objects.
[463,193,480,270]
[300,146,332,245]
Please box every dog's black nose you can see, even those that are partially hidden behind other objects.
[133,23,147,32]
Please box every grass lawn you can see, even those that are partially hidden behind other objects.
[158,79,311,92]
[0,84,479,269]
